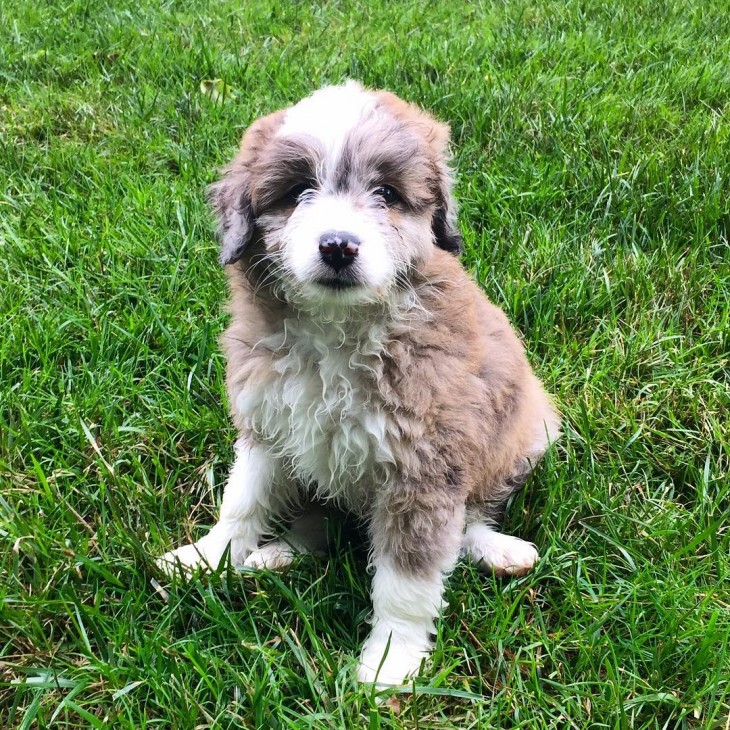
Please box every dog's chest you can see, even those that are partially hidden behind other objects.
[241,322,396,505]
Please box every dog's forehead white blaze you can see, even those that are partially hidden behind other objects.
[277,82,377,165]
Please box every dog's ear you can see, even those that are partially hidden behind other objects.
[208,168,254,265]
[432,189,462,255]
[429,122,462,255]
[208,111,284,266]
[372,90,462,255]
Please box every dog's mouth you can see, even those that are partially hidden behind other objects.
[314,276,360,291]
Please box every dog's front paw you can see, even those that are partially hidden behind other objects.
[156,542,216,576]
[357,630,430,687]
[463,526,539,577]
[156,527,252,577]
[242,541,296,570]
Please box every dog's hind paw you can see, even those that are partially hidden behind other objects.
[463,526,539,577]
[242,541,297,570]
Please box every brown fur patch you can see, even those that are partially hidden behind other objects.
[373,91,461,252]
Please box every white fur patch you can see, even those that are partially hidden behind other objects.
[283,194,395,295]
[243,541,297,570]
[358,558,444,686]
[234,310,406,512]
[278,81,376,166]
[462,525,539,576]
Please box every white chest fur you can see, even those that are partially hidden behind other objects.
[234,315,397,509]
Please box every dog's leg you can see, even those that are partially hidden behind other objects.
[357,490,464,686]
[462,430,552,577]
[461,467,539,576]
[243,503,329,570]
[157,438,282,575]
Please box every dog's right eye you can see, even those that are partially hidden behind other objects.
[373,185,400,206]
[286,183,310,203]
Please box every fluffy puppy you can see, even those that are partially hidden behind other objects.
[159,81,560,686]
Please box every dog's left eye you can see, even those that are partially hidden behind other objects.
[373,185,400,206]
[286,183,311,203]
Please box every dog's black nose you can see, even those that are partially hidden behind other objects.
[318,231,360,272]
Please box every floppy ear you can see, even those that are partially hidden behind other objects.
[371,90,462,255]
[208,110,284,266]
[430,123,462,255]
[207,168,254,265]
[432,188,462,254]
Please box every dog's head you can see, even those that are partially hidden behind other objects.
[209,81,461,306]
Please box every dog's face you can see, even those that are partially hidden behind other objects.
[210,82,461,306]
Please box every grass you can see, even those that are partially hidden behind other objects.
[1,0,729,726]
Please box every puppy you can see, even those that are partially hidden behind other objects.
[159,81,560,687]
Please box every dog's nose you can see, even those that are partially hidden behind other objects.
[318,231,360,272]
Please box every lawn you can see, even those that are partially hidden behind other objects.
[1,0,729,727]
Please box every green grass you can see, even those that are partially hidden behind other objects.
[1,0,729,726]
